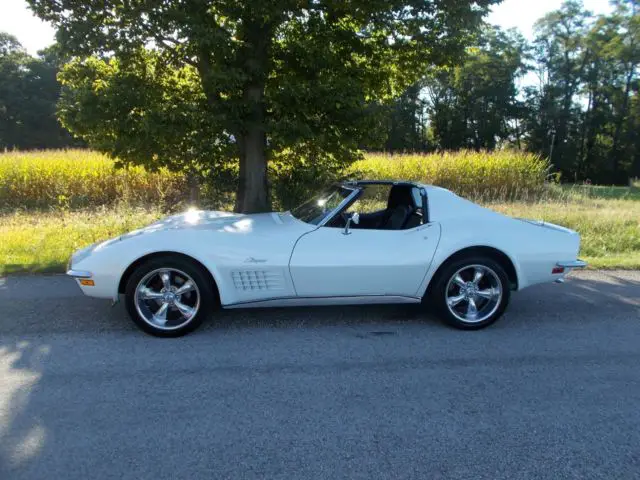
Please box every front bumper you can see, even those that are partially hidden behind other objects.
[66,269,93,279]
[66,247,118,301]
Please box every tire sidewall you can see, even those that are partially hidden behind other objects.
[431,256,511,330]
[124,256,214,337]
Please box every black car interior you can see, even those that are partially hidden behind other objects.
[329,184,425,231]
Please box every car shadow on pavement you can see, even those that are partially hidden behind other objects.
[209,303,430,331]
[1,272,638,336]
[0,272,639,478]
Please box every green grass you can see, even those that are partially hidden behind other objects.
[491,197,640,269]
[0,207,163,274]
[557,183,640,201]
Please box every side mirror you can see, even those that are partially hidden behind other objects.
[343,212,360,235]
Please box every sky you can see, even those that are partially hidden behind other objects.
[0,0,614,55]
[486,0,613,39]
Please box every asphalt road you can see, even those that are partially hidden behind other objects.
[1,271,639,480]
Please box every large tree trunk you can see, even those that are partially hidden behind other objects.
[196,14,274,213]
[235,124,269,212]
[233,17,274,213]
[234,79,269,213]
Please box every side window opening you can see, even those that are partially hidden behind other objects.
[327,184,425,231]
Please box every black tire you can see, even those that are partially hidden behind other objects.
[124,255,215,337]
[429,255,511,330]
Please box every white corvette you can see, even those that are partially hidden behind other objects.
[67,180,586,336]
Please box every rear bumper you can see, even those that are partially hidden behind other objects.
[556,260,588,269]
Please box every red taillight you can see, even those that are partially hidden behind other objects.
[552,266,565,274]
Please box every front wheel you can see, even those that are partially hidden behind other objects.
[430,257,510,330]
[124,256,214,337]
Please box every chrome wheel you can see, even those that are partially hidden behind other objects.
[134,268,201,331]
[445,264,502,324]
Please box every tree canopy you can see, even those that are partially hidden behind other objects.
[27,0,498,212]
[4,0,637,197]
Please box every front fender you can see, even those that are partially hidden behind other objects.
[71,230,229,303]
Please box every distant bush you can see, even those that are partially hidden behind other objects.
[348,151,550,202]
[0,150,187,210]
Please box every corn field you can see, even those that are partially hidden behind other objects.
[348,151,549,203]
[0,150,186,210]
[0,149,550,211]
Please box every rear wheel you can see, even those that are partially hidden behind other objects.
[430,256,510,330]
[124,256,214,337]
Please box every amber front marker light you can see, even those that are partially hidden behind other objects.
[79,279,95,286]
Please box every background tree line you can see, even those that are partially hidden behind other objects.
[383,0,640,184]
[0,0,638,213]
[0,33,80,150]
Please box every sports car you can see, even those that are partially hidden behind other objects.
[67,180,586,336]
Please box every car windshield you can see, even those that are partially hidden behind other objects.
[290,185,355,225]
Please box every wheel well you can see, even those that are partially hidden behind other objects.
[428,246,518,293]
[118,252,220,302]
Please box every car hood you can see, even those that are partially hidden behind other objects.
[119,210,292,240]
[70,209,313,271]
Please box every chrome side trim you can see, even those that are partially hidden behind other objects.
[223,295,422,309]
[66,269,93,279]
[557,260,588,269]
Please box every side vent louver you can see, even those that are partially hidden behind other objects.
[232,270,284,291]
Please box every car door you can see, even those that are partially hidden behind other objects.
[288,222,441,298]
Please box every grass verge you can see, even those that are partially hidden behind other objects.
[0,207,163,274]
